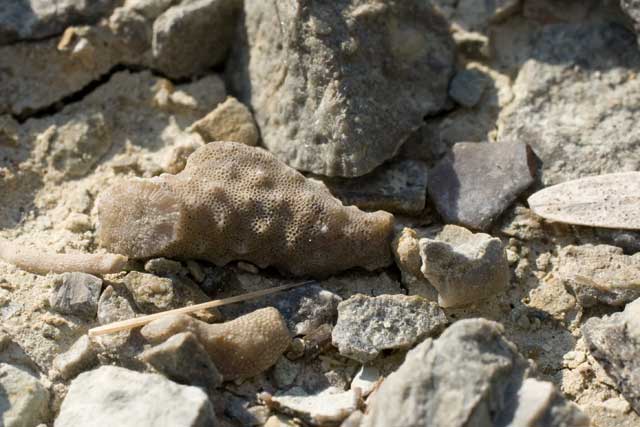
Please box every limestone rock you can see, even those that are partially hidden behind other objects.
[583,298,640,413]
[0,363,50,427]
[265,387,360,426]
[54,366,216,427]
[331,294,447,362]
[498,23,640,185]
[50,272,102,319]
[319,160,429,215]
[97,142,394,277]
[419,225,509,308]
[427,141,536,231]
[141,332,222,392]
[52,335,98,380]
[557,245,640,307]
[391,227,439,300]
[228,0,455,177]
[189,97,259,146]
[361,319,589,427]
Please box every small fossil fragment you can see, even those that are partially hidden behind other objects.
[97,142,394,276]
[140,307,290,380]
[528,172,640,230]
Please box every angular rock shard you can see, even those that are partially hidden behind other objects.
[427,141,536,231]
[228,0,455,177]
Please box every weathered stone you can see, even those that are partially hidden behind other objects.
[621,0,640,42]
[264,387,360,426]
[97,285,137,325]
[361,319,589,427]
[350,365,380,397]
[498,23,640,185]
[583,298,640,413]
[427,141,536,231]
[448,68,488,108]
[141,332,222,391]
[0,0,119,45]
[433,0,520,33]
[331,294,447,362]
[228,0,455,177]
[318,160,429,215]
[0,363,50,427]
[49,272,102,319]
[219,284,342,336]
[189,97,259,146]
[419,225,509,308]
[55,366,216,427]
[124,271,175,313]
[391,227,439,301]
[144,258,186,276]
[52,335,98,380]
[557,245,640,307]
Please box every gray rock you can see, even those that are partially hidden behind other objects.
[228,0,455,177]
[265,387,360,426]
[433,0,520,33]
[419,225,509,308]
[49,272,103,319]
[220,283,342,336]
[97,285,137,325]
[331,294,447,362]
[361,319,589,427]
[141,332,222,391]
[52,335,98,380]
[557,245,640,307]
[448,69,488,108]
[583,297,640,413]
[124,271,175,313]
[151,0,240,79]
[427,141,536,231]
[622,0,640,41]
[0,363,50,427]
[54,366,216,427]
[498,23,640,185]
[189,96,259,146]
[0,0,119,45]
[318,159,429,215]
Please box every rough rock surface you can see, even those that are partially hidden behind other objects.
[498,22,640,185]
[621,0,640,41]
[361,319,589,427]
[583,298,640,414]
[52,335,98,380]
[419,225,510,308]
[318,160,429,215]
[265,387,360,425]
[0,363,50,427]
[97,142,394,277]
[427,141,536,231]
[141,308,290,380]
[391,227,439,300]
[124,271,175,313]
[557,245,640,307]
[141,331,222,392]
[189,97,259,146]
[332,294,447,362]
[54,365,216,427]
[228,0,455,177]
[49,272,102,319]
[448,68,489,108]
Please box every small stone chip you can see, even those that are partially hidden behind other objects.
[50,272,103,319]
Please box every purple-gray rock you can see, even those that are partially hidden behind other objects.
[427,141,536,231]
[583,298,640,413]
[49,272,103,319]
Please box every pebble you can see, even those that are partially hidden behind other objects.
[331,294,447,363]
[419,225,509,308]
[52,335,98,380]
[144,258,185,276]
[189,96,259,146]
[0,363,50,427]
[427,141,535,231]
[49,272,102,319]
[448,68,488,108]
[124,271,175,313]
[140,331,222,392]
[54,366,216,427]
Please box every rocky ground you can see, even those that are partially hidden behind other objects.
[2,0,640,426]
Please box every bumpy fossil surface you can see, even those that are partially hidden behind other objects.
[228,0,455,177]
[97,142,394,276]
[140,307,290,380]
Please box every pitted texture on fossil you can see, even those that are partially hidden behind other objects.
[228,0,455,177]
[141,307,291,380]
[97,142,394,276]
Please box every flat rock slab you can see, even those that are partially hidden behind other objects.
[557,244,640,307]
[583,298,640,413]
[319,160,429,215]
[528,172,640,230]
[498,23,640,185]
[54,365,216,427]
[228,0,455,177]
[427,141,535,231]
[331,294,447,362]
